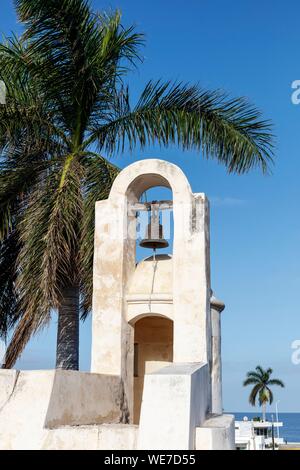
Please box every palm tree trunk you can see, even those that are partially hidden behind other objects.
[56,286,79,370]
[262,403,266,422]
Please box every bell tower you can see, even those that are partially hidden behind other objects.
[90,159,233,450]
[91,159,211,416]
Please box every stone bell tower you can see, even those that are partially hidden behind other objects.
[91,158,234,450]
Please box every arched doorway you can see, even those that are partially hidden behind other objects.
[133,315,173,424]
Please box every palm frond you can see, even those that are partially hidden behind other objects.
[37,157,84,305]
[3,309,36,368]
[3,157,83,367]
[3,186,52,367]
[0,231,21,339]
[254,365,265,377]
[249,383,262,406]
[243,377,260,386]
[80,153,119,317]
[245,371,264,381]
[15,1,143,142]
[268,379,285,387]
[90,81,274,174]
[0,154,57,239]
[0,34,69,158]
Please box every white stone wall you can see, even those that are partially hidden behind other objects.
[195,415,235,450]
[42,424,138,450]
[0,370,128,450]
[138,363,209,450]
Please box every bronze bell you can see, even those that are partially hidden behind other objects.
[139,201,169,250]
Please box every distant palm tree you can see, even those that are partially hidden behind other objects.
[0,0,274,370]
[243,366,284,421]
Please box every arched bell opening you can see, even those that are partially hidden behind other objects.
[132,315,173,424]
[135,186,174,264]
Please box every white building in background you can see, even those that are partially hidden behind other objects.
[235,417,284,450]
[0,159,234,450]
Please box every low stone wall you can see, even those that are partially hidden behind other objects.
[0,367,233,450]
[42,424,138,450]
[195,414,235,450]
[45,370,126,427]
[0,369,19,409]
[0,369,126,450]
[0,370,56,449]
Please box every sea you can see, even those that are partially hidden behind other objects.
[232,412,300,443]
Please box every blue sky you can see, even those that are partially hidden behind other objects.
[1,0,300,413]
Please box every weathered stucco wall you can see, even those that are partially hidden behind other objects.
[195,414,235,450]
[138,363,209,450]
[42,424,138,450]
[0,369,127,450]
[0,369,19,409]
[45,370,126,427]
[210,295,225,415]
[0,370,56,449]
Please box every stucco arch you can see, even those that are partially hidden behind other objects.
[128,311,173,326]
[109,159,193,205]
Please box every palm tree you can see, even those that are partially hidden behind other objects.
[243,366,284,421]
[0,0,274,370]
